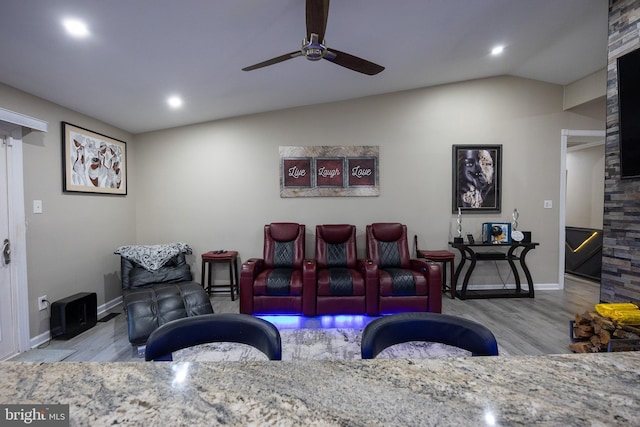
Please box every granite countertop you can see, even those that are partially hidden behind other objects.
[1,352,639,426]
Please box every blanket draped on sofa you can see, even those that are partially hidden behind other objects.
[115,242,191,271]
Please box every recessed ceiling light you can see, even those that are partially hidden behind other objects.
[167,96,183,109]
[491,46,505,56]
[62,18,89,38]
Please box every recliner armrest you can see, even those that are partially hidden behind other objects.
[411,258,442,313]
[303,259,316,273]
[359,259,379,316]
[359,259,378,276]
[239,258,264,314]
[302,259,317,316]
[410,257,429,271]
[241,258,264,278]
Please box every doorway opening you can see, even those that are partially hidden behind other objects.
[559,129,605,289]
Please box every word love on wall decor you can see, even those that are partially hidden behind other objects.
[280,146,379,197]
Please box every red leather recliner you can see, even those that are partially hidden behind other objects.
[240,223,315,315]
[312,224,378,316]
[366,223,442,314]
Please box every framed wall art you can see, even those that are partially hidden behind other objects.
[452,144,501,213]
[280,146,379,197]
[62,122,127,195]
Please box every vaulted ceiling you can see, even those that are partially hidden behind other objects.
[0,0,608,134]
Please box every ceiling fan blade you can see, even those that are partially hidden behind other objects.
[306,0,330,42]
[242,51,302,71]
[324,49,385,75]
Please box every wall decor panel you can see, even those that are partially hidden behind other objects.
[280,146,379,197]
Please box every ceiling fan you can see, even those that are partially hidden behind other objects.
[242,0,384,76]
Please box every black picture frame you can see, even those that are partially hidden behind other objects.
[452,144,502,213]
[62,122,127,195]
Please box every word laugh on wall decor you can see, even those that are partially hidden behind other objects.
[280,146,379,197]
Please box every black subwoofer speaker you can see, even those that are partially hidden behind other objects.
[50,292,98,340]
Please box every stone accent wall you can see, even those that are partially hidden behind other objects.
[602,0,640,303]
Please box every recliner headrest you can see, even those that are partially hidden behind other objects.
[268,222,301,242]
[371,223,404,242]
[318,224,353,244]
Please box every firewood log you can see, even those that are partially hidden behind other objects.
[593,315,616,332]
[575,312,593,325]
[573,324,594,338]
[569,341,594,353]
[599,329,611,347]
[612,329,640,340]
[621,324,640,335]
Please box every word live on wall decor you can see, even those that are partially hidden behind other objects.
[280,146,379,197]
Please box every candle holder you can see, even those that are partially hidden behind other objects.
[453,208,464,243]
[511,208,525,242]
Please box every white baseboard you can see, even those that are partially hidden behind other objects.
[534,283,562,291]
[29,296,123,348]
[102,295,123,312]
[464,283,560,291]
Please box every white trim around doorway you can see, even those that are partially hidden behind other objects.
[0,109,48,357]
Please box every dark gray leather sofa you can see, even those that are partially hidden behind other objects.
[120,252,213,345]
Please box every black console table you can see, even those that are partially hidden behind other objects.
[449,242,539,300]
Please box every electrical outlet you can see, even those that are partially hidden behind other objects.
[38,295,48,311]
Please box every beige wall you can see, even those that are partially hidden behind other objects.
[566,145,605,229]
[135,76,604,289]
[1,74,604,341]
[0,83,135,338]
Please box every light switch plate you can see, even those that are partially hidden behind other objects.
[544,200,552,209]
[33,200,43,214]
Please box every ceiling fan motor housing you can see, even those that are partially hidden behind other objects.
[302,33,325,60]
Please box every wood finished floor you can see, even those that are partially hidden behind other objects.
[32,275,600,362]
